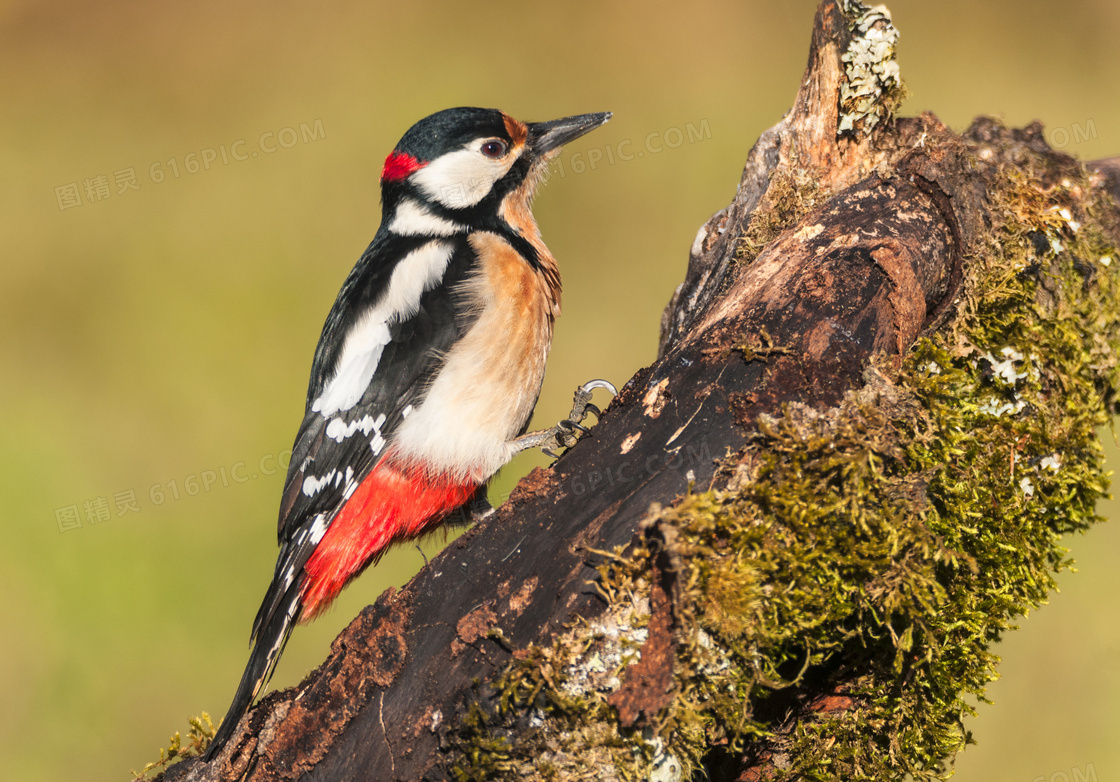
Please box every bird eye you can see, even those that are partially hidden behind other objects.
[480,140,508,159]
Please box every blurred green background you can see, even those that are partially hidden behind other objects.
[2,1,1118,780]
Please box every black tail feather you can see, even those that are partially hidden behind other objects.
[203,585,302,761]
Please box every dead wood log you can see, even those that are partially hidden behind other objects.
[158,2,1120,780]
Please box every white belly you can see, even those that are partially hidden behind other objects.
[391,231,559,482]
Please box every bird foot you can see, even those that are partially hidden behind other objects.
[513,379,617,458]
[466,493,496,522]
[437,488,496,529]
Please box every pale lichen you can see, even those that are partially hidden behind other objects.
[838,3,903,136]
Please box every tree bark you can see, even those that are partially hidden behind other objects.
[159,2,1120,780]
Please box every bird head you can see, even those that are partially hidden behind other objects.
[378,107,611,228]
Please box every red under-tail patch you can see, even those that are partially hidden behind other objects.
[381,150,427,182]
[299,456,476,619]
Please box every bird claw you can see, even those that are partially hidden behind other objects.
[552,379,615,450]
[568,379,616,425]
[562,419,591,436]
[512,379,617,459]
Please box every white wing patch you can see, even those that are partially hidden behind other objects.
[279,510,328,591]
[325,413,379,443]
[342,466,358,500]
[371,432,386,455]
[312,320,390,417]
[308,513,330,546]
[302,470,337,498]
[313,241,455,417]
[389,198,465,236]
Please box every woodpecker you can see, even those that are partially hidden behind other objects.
[204,107,613,760]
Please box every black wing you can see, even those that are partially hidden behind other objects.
[251,230,481,640]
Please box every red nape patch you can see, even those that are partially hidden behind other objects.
[381,150,427,182]
[299,457,477,619]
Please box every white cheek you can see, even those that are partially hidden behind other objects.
[412,148,513,209]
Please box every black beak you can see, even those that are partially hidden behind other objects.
[527,112,612,156]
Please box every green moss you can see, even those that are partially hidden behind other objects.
[132,713,215,780]
[734,167,823,267]
[453,591,666,782]
[454,140,1120,780]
